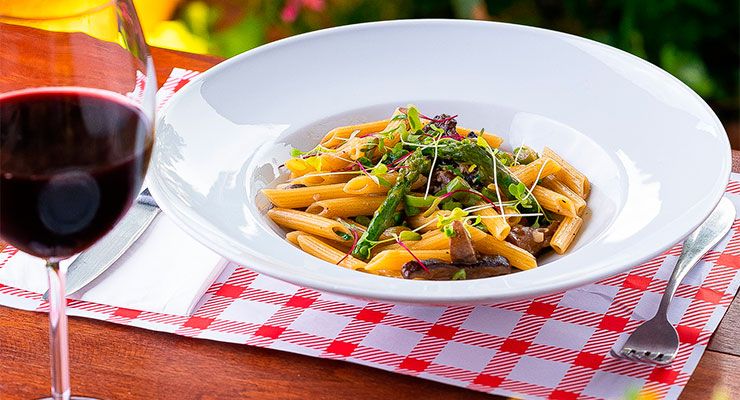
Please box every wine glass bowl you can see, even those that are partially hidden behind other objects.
[0,1,155,399]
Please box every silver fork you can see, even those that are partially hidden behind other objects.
[611,197,735,365]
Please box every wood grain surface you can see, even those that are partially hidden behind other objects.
[0,24,738,400]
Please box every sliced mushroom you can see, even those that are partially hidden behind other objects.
[449,220,477,264]
[505,220,560,255]
[401,255,511,281]
[428,168,457,194]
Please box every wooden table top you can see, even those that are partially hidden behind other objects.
[1,45,739,400]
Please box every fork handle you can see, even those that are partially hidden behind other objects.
[656,198,735,316]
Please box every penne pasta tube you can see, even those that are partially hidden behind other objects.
[376,230,447,252]
[333,108,409,164]
[343,173,426,195]
[320,119,391,148]
[306,196,387,218]
[513,157,562,187]
[380,107,409,147]
[508,165,524,173]
[343,173,398,194]
[285,231,307,246]
[541,176,587,216]
[364,250,451,272]
[479,131,504,148]
[474,203,510,241]
[267,208,352,242]
[550,216,583,254]
[455,127,503,148]
[531,186,578,217]
[284,147,360,177]
[296,234,366,270]
[471,232,538,271]
[288,172,357,186]
[503,206,522,225]
[408,210,450,232]
[336,219,412,244]
[261,183,358,209]
[542,147,590,198]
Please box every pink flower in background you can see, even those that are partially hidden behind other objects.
[281,0,325,22]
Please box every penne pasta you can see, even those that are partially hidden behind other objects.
[513,157,562,187]
[306,196,387,218]
[365,249,451,272]
[285,230,307,246]
[479,131,504,148]
[456,127,503,148]
[508,165,524,173]
[503,206,522,225]
[296,234,367,270]
[343,173,399,194]
[408,210,450,232]
[266,106,591,280]
[320,119,391,148]
[336,220,412,243]
[375,230,447,252]
[331,108,409,165]
[541,175,587,216]
[343,173,426,195]
[542,147,590,198]
[531,186,578,217]
[550,216,583,254]
[288,172,357,186]
[261,183,358,209]
[284,145,363,177]
[267,208,352,242]
[471,233,538,271]
[474,203,510,241]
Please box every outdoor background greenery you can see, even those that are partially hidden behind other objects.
[141,0,738,121]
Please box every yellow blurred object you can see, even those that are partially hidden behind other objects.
[633,388,660,400]
[710,386,731,400]
[0,0,193,52]
[0,0,109,18]
[132,0,181,35]
[146,20,208,54]
[134,0,209,54]
[0,0,118,41]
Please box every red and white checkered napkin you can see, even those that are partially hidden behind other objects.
[2,68,740,400]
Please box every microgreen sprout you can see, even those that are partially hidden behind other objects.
[336,228,360,266]
[422,189,501,217]
[393,234,428,272]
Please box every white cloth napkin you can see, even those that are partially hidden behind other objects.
[0,214,227,316]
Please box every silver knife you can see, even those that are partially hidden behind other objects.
[42,189,161,300]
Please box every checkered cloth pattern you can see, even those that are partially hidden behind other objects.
[1,68,739,400]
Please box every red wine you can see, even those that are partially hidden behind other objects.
[0,88,153,259]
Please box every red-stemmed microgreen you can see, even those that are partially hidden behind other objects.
[393,235,428,272]
[336,228,360,266]
[419,113,458,124]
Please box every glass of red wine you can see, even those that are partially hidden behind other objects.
[0,1,155,398]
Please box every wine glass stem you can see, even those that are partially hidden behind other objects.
[46,260,71,400]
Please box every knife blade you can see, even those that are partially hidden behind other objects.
[42,189,161,300]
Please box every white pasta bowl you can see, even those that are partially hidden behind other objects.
[150,20,730,304]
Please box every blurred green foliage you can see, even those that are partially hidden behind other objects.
[176,0,738,114]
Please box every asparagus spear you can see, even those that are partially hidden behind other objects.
[435,138,521,197]
[352,150,428,260]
